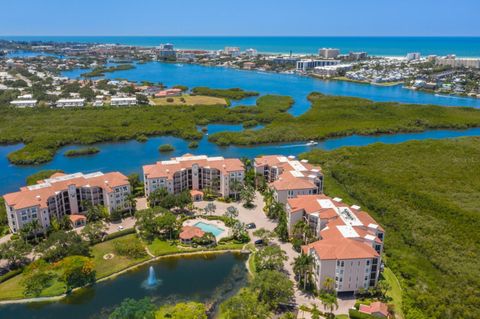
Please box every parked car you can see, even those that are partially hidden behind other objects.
[254,239,264,246]
[246,223,256,229]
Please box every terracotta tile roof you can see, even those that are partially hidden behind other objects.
[293,194,384,260]
[3,171,129,210]
[69,214,87,223]
[143,154,244,180]
[303,237,379,260]
[255,155,322,191]
[179,226,205,240]
[359,302,389,317]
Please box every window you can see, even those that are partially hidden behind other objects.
[366,260,370,266]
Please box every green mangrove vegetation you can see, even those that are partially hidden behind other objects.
[3,93,480,165]
[209,92,480,145]
[158,144,175,152]
[300,137,480,319]
[0,95,292,165]
[191,87,259,100]
[64,147,100,157]
[80,64,135,78]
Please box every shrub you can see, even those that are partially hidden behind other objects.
[136,134,148,143]
[166,97,174,103]
[188,141,199,149]
[104,228,136,241]
[113,237,147,259]
[158,144,174,152]
[0,268,23,283]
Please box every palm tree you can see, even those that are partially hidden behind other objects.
[229,179,243,200]
[310,303,321,319]
[293,253,314,291]
[320,293,338,318]
[126,193,137,216]
[29,219,42,244]
[263,187,274,213]
[240,185,255,208]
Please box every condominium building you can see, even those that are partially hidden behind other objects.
[296,194,384,293]
[224,47,241,57]
[254,155,323,204]
[319,48,340,59]
[110,96,137,106]
[56,98,85,107]
[143,154,244,199]
[435,56,480,69]
[3,172,131,233]
[296,59,340,72]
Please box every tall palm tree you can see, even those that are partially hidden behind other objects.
[310,303,321,319]
[126,193,137,216]
[320,293,338,319]
[229,178,242,201]
[29,219,41,244]
[293,253,314,291]
[263,187,274,213]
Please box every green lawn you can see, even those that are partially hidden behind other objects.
[0,269,65,300]
[383,268,403,319]
[92,234,150,279]
[335,315,350,319]
[147,239,183,256]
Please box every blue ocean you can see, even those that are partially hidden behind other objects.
[2,36,480,57]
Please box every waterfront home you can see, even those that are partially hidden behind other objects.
[254,155,323,204]
[299,195,384,293]
[110,96,137,106]
[296,59,339,72]
[143,154,244,199]
[56,98,85,107]
[10,99,37,108]
[3,171,131,233]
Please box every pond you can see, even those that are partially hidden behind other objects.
[0,253,248,319]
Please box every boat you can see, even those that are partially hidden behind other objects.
[306,140,318,146]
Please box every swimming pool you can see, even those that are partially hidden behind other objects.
[194,222,225,237]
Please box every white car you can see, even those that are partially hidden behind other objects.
[118,225,124,230]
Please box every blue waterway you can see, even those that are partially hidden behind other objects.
[2,36,480,57]
[5,50,63,58]
[62,62,480,114]
[1,126,480,195]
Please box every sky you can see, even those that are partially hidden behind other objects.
[1,0,480,36]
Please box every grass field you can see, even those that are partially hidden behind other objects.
[91,234,150,279]
[301,137,480,319]
[151,95,227,106]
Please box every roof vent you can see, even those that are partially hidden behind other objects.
[36,195,41,201]
[333,197,342,202]
[301,159,308,163]
[288,155,295,159]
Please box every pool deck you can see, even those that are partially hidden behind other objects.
[182,218,230,241]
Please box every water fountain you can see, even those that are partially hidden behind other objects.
[142,266,160,289]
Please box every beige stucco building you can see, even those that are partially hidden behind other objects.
[3,171,131,233]
[295,194,384,293]
[143,154,244,199]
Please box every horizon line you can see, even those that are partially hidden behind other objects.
[2,35,480,38]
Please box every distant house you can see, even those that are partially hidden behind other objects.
[243,62,256,70]
[110,97,137,106]
[359,302,390,318]
[155,88,182,98]
[56,98,85,108]
[10,99,37,108]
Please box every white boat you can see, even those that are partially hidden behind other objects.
[306,140,318,146]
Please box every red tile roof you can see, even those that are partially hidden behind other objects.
[359,302,389,317]
[179,226,205,240]
[144,154,244,180]
[3,171,129,210]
